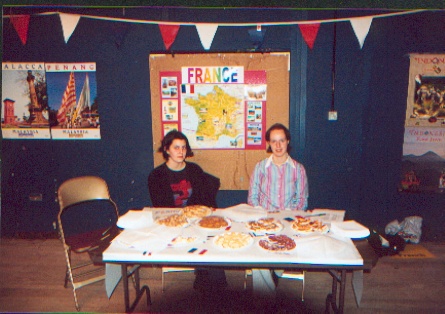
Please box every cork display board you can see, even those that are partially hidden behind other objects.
[149,52,290,190]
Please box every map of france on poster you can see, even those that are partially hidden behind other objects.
[177,66,266,150]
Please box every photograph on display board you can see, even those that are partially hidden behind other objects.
[247,122,263,145]
[412,76,445,120]
[161,76,178,98]
[1,63,51,139]
[245,84,267,101]
[162,99,179,122]
[163,123,179,136]
[45,63,100,140]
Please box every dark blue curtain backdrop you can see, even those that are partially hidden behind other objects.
[2,8,444,240]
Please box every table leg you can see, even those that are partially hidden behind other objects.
[325,269,347,314]
[121,264,151,313]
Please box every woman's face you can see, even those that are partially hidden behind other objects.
[166,139,187,163]
[268,129,289,158]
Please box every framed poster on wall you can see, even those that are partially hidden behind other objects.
[402,54,445,192]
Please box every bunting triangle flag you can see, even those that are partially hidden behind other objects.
[159,24,180,50]
[350,16,373,49]
[248,26,267,50]
[111,23,130,49]
[298,23,321,50]
[10,15,30,45]
[59,13,81,43]
[195,23,218,50]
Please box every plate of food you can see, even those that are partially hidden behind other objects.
[257,234,296,252]
[182,205,213,219]
[246,217,283,234]
[196,215,231,230]
[291,216,329,235]
[156,213,189,228]
[213,232,254,250]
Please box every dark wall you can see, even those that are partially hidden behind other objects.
[2,7,444,240]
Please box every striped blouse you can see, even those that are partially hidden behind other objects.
[248,155,308,211]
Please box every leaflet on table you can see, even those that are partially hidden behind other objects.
[309,209,346,222]
[142,207,183,220]
[113,226,172,252]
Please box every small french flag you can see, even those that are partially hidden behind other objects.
[181,84,194,94]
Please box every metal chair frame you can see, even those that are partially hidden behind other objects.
[57,176,119,311]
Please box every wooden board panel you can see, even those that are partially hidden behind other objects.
[149,52,290,190]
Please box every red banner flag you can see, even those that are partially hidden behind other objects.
[298,23,321,50]
[57,72,76,124]
[10,15,30,45]
[159,24,180,50]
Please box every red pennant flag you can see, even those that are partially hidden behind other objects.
[298,23,321,50]
[159,24,180,50]
[10,15,30,45]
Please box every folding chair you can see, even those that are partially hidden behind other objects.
[57,176,120,311]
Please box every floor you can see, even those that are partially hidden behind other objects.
[0,237,444,313]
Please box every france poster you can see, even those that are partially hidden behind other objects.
[1,62,52,139]
[402,54,445,191]
[167,66,266,150]
[46,63,100,140]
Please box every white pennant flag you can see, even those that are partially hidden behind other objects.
[59,13,81,43]
[195,23,218,50]
[350,16,373,49]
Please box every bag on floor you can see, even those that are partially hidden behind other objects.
[368,229,406,257]
[398,216,422,244]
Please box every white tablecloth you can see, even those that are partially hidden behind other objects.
[104,208,363,265]
[104,207,366,304]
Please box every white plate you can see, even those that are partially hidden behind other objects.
[155,214,189,228]
[245,218,283,234]
[195,215,231,231]
[213,232,254,250]
[330,220,370,238]
[257,234,297,252]
[182,205,213,219]
[293,227,330,236]
[291,218,330,235]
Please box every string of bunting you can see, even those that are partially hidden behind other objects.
[4,9,428,50]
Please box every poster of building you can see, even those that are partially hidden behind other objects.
[1,63,52,139]
[159,67,266,150]
[46,63,100,140]
[402,54,445,191]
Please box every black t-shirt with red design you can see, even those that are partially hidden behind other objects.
[167,168,193,207]
[148,162,218,208]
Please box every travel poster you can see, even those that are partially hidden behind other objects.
[1,62,51,139]
[46,63,100,140]
[402,54,445,191]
